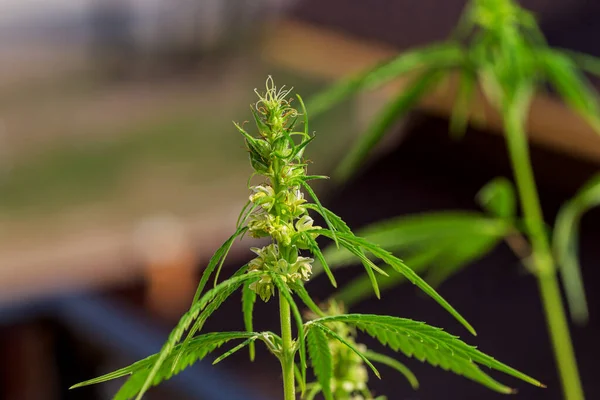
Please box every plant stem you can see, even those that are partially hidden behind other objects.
[279,290,296,400]
[505,100,584,400]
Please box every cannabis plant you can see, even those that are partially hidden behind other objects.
[71,78,542,400]
[309,0,600,398]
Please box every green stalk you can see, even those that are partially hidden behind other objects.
[505,97,584,400]
[279,291,296,400]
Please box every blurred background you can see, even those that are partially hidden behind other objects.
[1,0,600,399]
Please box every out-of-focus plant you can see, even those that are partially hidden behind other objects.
[309,0,600,398]
[69,78,542,400]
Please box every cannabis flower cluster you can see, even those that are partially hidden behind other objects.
[237,77,321,302]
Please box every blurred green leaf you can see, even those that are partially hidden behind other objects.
[553,174,600,324]
[425,231,502,287]
[333,70,444,183]
[540,49,600,134]
[308,43,464,117]
[333,219,505,307]
[449,69,477,138]
[476,177,517,219]
[320,212,510,270]
[563,49,600,78]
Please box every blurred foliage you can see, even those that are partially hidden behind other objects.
[310,0,600,398]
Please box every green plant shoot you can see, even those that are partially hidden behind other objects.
[71,77,543,400]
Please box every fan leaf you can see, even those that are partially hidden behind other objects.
[311,314,544,393]
[71,331,257,399]
[313,229,477,336]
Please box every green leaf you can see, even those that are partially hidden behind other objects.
[425,232,502,288]
[563,49,600,78]
[192,226,248,305]
[336,237,383,299]
[301,180,338,247]
[540,49,600,134]
[289,282,326,318]
[305,384,322,400]
[304,232,337,288]
[363,350,419,390]
[308,43,464,116]
[449,69,477,138]
[312,314,544,393]
[306,204,353,234]
[476,177,517,219]
[313,322,381,379]
[314,229,477,336]
[242,280,258,360]
[71,331,257,398]
[307,325,334,400]
[320,212,509,270]
[173,266,252,370]
[334,248,441,307]
[213,337,258,365]
[553,173,600,323]
[333,69,444,184]
[130,270,259,400]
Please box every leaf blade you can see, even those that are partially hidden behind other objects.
[307,325,334,400]
[333,69,445,183]
[312,314,544,392]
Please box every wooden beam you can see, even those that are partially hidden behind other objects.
[261,19,600,163]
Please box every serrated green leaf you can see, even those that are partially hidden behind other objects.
[333,69,444,184]
[173,265,253,371]
[476,177,517,219]
[308,43,464,117]
[192,226,248,305]
[131,270,259,400]
[314,322,381,379]
[312,314,544,393]
[307,325,334,400]
[363,350,419,389]
[313,229,477,336]
[306,204,353,234]
[71,331,257,397]
[242,280,258,360]
[553,173,600,323]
